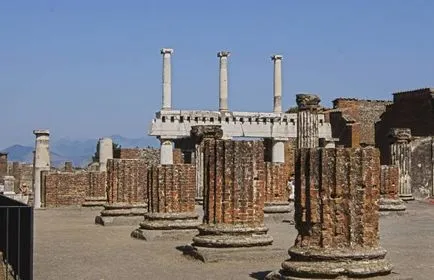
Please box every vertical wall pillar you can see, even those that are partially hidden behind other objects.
[160,138,174,165]
[218,51,230,112]
[296,94,320,149]
[271,55,283,113]
[389,128,414,201]
[271,139,285,163]
[266,147,392,279]
[161,48,174,111]
[33,129,50,209]
[0,152,7,178]
[98,137,113,172]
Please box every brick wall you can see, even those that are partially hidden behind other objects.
[87,171,107,198]
[202,139,265,225]
[43,171,89,207]
[106,159,147,204]
[295,147,380,248]
[264,162,288,203]
[117,147,184,164]
[147,164,196,213]
[332,98,391,146]
[329,110,361,147]
[173,148,184,164]
[380,165,399,199]
[11,162,33,193]
[376,88,434,164]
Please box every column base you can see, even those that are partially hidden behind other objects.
[82,196,106,207]
[399,194,414,201]
[266,247,392,279]
[379,198,407,212]
[95,203,147,226]
[264,201,294,224]
[192,224,273,248]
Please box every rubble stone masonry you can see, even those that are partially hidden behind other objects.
[267,147,392,279]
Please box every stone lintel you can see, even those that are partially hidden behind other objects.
[296,93,321,110]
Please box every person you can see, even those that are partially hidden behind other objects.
[287,174,295,201]
[19,183,29,195]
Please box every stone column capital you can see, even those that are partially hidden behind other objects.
[190,125,223,142]
[160,48,174,55]
[296,93,321,110]
[33,129,50,136]
[271,54,283,61]
[388,128,412,144]
[217,51,231,58]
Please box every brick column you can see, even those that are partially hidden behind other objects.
[296,94,320,148]
[389,128,414,201]
[263,162,291,219]
[131,164,200,240]
[379,165,406,213]
[95,159,147,226]
[184,126,274,262]
[266,147,392,279]
[82,171,107,207]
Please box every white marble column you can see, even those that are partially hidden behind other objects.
[33,129,50,209]
[160,138,174,165]
[161,48,174,111]
[98,137,113,172]
[389,128,413,201]
[218,51,230,112]
[271,138,285,163]
[296,94,321,149]
[271,55,283,113]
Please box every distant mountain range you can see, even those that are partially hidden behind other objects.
[1,135,158,167]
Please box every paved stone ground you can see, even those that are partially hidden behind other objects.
[34,201,434,280]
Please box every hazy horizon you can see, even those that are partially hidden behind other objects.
[2,0,434,148]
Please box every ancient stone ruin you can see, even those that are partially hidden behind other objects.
[379,165,406,213]
[267,147,392,279]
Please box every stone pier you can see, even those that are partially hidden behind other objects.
[389,128,414,201]
[183,126,277,263]
[95,159,147,226]
[296,94,320,148]
[98,137,113,172]
[82,171,107,207]
[218,51,230,112]
[160,138,174,165]
[2,176,15,195]
[379,165,406,213]
[263,161,291,222]
[266,147,392,279]
[131,164,200,241]
[33,129,51,209]
[0,152,7,178]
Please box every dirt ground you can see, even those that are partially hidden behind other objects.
[34,201,434,280]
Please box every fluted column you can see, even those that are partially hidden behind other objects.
[296,94,320,148]
[267,147,392,279]
[161,48,174,110]
[389,128,413,201]
[218,51,230,112]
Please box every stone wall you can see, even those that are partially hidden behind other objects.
[87,171,107,199]
[147,164,196,213]
[117,147,184,164]
[332,98,391,146]
[376,88,434,164]
[43,171,88,207]
[106,159,147,205]
[202,139,265,225]
[411,136,434,198]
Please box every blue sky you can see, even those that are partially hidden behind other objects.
[1,0,434,148]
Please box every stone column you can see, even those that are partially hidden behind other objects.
[131,164,200,241]
[296,94,320,149]
[0,152,7,178]
[379,165,406,213]
[218,51,230,112]
[160,138,174,165]
[266,147,392,279]
[389,128,414,201]
[33,129,50,209]
[3,176,15,195]
[98,137,113,172]
[271,139,285,163]
[184,126,276,262]
[271,55,283,113]
[161,48,174,110]
[95,159,148,226]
